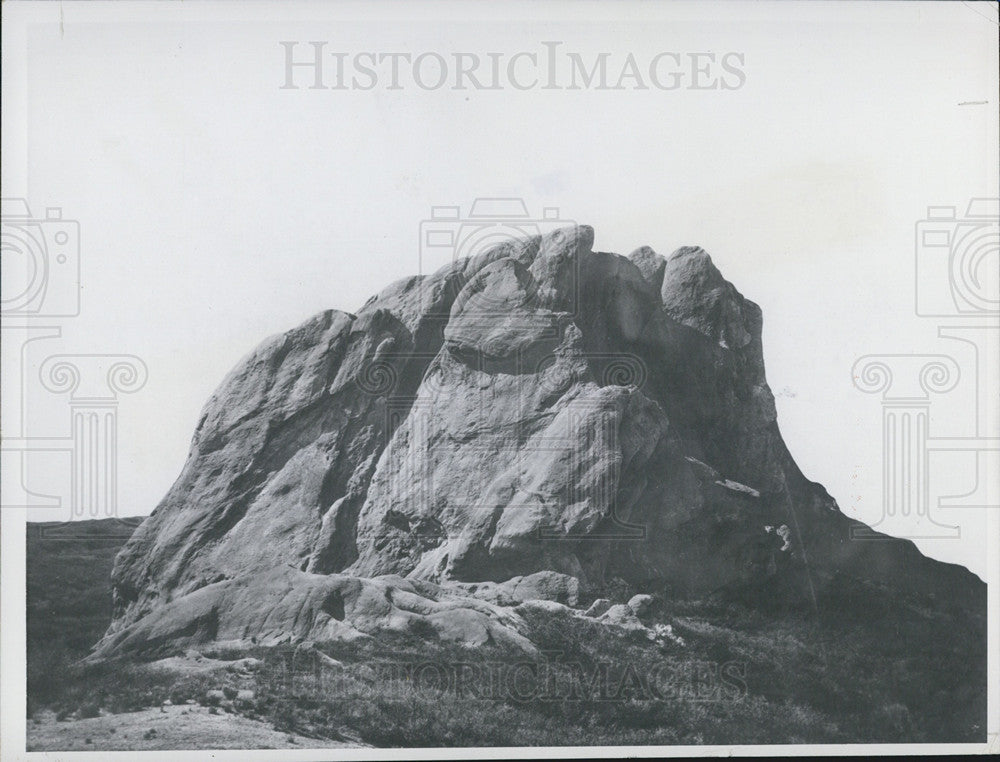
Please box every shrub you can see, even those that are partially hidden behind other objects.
[78,701,101,719]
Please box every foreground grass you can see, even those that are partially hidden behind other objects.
[27,518,143,712]
[32,592,984,747]
[27,519,986,747]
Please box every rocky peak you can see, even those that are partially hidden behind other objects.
[97,225,983,660]
[660,245,757,350]
[627,245,666,293]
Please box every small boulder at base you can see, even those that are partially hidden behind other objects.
[627,594,656,620]
[584,598,613,618]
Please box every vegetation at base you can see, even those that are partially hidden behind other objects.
[26,518,143,711]
[27,518,986,747]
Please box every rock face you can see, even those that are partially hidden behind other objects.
[98,225,983,658]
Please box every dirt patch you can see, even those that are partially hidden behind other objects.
[27,705,363,751]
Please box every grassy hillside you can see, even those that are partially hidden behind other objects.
[26,517,143,710]
[26,518,987,746]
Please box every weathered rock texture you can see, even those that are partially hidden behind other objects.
[97,226,982,658]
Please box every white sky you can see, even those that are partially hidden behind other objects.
[2,0,998,580]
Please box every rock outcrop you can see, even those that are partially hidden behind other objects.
[96,225,984,659]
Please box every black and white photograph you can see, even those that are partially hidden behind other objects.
[1,0,997,758]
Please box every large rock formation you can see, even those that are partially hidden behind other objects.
[96,226,983,658]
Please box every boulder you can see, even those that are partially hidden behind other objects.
[514,599,575,617]
[445,571,581,607]
[584,598,613,618]
[627,594,655,619]
[627,246,666,293]
[599,604,644,629]
[91,566,537,661]
[659,246,755,350]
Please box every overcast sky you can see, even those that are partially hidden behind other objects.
[2,0,997,579]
